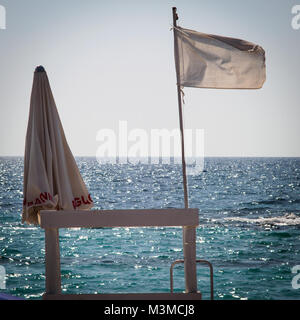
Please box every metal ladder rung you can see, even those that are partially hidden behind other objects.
[170,259,214,300]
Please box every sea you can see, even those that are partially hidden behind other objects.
[0,157,299,300]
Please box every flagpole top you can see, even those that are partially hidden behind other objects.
[172,7,179,22]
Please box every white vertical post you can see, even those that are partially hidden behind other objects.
[172,7,197,293]
[45,228,61,295]
[183,226,197,292]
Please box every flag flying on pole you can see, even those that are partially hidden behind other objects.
[175,27,266,89]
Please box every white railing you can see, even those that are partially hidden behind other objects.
[39,208,202,300]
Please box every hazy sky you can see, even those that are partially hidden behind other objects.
[0,0,299,157]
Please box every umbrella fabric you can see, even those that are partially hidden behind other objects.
[22,66,93,224]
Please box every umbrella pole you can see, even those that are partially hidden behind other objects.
[172,7,197,293]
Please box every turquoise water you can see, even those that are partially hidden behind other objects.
[0,157,300,300]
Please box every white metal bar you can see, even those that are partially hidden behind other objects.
[38,208,199,229]
[170,259,214,300]
[196,259,214,300]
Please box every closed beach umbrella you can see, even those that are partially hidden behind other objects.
[22,66,93,224]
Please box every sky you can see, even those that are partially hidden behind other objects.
[0,0,299,157]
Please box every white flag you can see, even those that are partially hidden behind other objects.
[175,27,266,89]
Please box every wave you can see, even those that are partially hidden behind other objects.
[257,198,300,205]
[242,198,300,207]
[224,213,300,227]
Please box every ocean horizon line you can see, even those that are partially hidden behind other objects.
[1,155,300,159]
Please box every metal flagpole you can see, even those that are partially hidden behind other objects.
[172,7,189,210]
[172,7,197,293]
